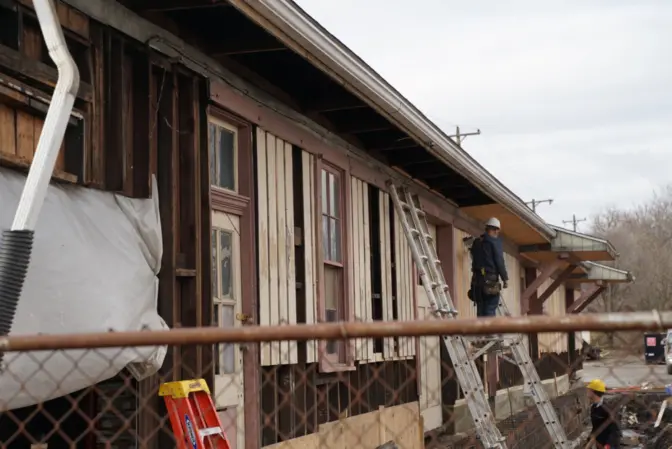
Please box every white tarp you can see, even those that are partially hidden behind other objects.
[0,167,167,409]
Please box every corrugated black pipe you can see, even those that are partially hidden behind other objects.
[0,229,34,364]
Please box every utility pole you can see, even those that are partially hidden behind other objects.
[448,126,481,146]
[563,214,587,232]
[525,198,553,213]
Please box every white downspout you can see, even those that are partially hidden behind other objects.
[0,0,79,355]
[11,0,80,231]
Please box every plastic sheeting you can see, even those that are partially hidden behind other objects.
[0,167,167,409]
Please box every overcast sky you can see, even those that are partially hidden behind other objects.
[294,0,672,231]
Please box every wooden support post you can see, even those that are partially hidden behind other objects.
[567,284,606,314]
[521,258,565,314]
[529,263,576,313]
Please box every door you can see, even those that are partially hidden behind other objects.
[416,223,443,431]
[211,211,244,449]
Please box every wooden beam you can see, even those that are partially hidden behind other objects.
[520,257,565,314]
[567,285,606,314]
[529,264,577,313]
[0,43,93,102]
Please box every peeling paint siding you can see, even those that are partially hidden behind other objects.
[350,177,374,362]
[257,128,298,366]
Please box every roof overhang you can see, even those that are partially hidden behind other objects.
[222,0,558,242]
[75,0,556,242]
[519,225,618,263]
[461,204,549,246]
[567,261,635,286]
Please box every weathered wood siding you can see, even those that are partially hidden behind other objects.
[394,204,416,359]
[0,105,68,171]
[379,190,395,359]
[417,223,442,430]
[539,278,568,355]
[349,177,374,362]
[256,128,297,366]
[301,151,319,364]
[454,228,476,318]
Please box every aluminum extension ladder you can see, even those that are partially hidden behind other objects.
[387,182,569,449]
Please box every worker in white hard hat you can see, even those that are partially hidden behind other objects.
[587,379,620,449]
[467,217,509,318]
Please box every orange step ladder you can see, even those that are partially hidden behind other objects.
[159,379,232,449]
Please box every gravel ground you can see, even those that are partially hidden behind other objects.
[581,353,670,388]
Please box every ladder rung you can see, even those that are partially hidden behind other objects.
[199,427,223,437]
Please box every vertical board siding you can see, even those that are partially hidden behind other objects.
[454,229,476,318]
[394,207,416,359]
[539,278,568,355]
[256,128,297,366]
[301,151,318,364]
[418,223,441,413]
[379,191,395,359]
[501,252,521,342]
[350,177,374,362]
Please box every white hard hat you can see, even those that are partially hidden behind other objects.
[485,217,501,229]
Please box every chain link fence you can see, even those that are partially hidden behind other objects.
[0,313,669,448]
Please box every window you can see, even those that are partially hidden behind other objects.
[208,119,237,191]
[321,166,346,363]
[212,228,235,374]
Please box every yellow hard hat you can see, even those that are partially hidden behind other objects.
[587,379,606,393]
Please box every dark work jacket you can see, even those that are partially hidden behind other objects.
[591,402,620,448]
[470,233,509,282]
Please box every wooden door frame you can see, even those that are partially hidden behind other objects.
[207,106,259,449]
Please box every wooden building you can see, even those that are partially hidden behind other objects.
[0,0,632,448]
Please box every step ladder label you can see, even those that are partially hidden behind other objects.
[185,415,198,449]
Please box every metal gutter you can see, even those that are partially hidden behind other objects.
[582,261,635,282]
[231,0,557,241]
[550,225,619,259]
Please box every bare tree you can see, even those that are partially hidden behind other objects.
[589,186,672,346]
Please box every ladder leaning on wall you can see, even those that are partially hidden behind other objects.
[387,182,569,449]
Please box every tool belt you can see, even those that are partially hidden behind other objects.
[483,275,502,296]
[471,269,501,298]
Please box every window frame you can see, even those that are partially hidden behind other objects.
[211,226,238,376]
[208,116,239,193]
[315,158,353,372]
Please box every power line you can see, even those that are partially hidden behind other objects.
[563,214,587,232]
[525,198,553,213]
[447,126,481,146]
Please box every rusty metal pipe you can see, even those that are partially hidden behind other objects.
[0,311,670,352]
